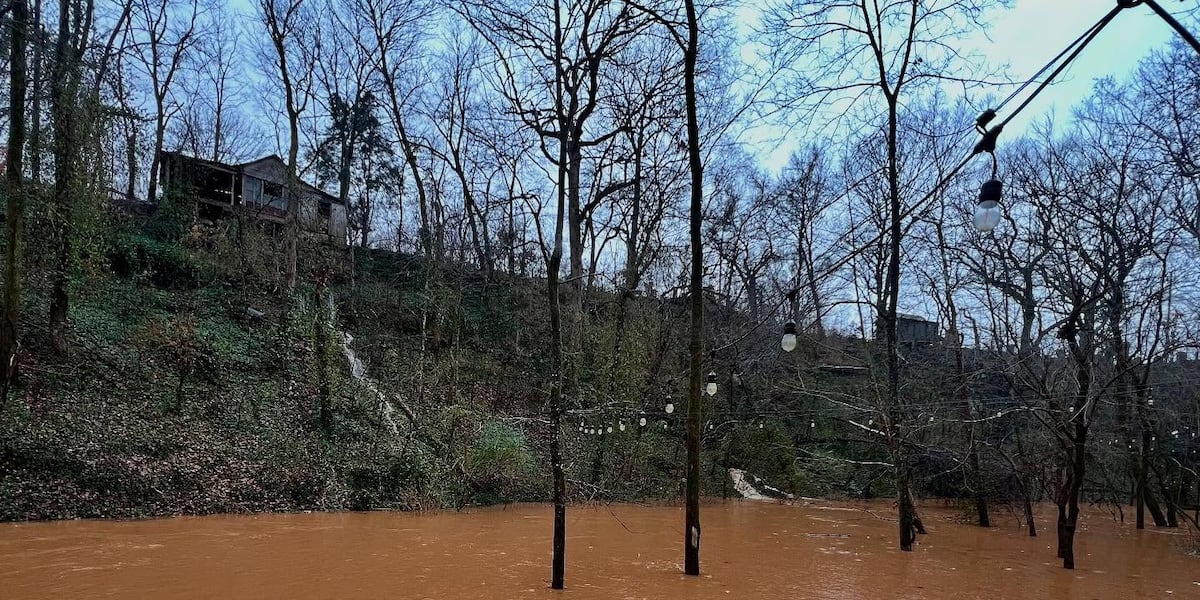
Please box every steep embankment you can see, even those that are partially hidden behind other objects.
[0,221,809,521]
[0,230,548,519]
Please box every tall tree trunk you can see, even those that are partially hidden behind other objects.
[1061,433,1086,569]
[548,2,567,588]
[882,93,916,551]
[48,0,81,357]
[548,249,566,590]
[147,117,165,202]
[124,119,137,201]
[565,140,584,390]
[683,0,703,577]
[1058,327,1092,570]
[2,0,30,382]
[28,0,42,182]
[211,87,224,162]
[1137,428,1147,529]
[284,107,301,293]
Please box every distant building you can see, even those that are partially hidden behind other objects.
[874,312,940,345]
[896,313,939,344]
[158,151,347,247]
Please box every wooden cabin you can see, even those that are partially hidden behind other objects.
[158,151,348,247]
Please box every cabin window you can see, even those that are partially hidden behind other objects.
[263,182,283,198]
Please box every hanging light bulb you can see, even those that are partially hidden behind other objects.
[619,422,626,432]
[929,416,935,423]
[781,320,798,353]
[1147,398,1154,406]
[639,416,647,427]
[1171,430,1179,437]
[868,418,873,426]
[665,399,675,414]
[706,371,718,397]
[973,179,1002,232]
[759,422,764,429]
[810,421,815,429]
[607,425,613,434]
[661,420,668,429]
[707,422,714,430]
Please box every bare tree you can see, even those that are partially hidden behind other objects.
[257,0,314,293]
[47,0,95,355]
[423,26,492,275]
[355,0,435,258]
[133,0,199,203]
[455,0,648,366]
[763,0,1003,551]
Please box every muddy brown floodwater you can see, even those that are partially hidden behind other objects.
[1,500,1197,599]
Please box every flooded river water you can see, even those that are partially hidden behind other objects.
[2,500,1196,599]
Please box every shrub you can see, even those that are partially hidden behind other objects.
[466,421,535,503]
[109,233,200,289]
[144,192,197,242]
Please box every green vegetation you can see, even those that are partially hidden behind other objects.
[0,211,829,520]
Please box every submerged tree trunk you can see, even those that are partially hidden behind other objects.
[683,0,703,577]
[547,4,568,589]
[898,464,917,550]
[1024,487,1037,537]
[1060,434,1086,569]
[547,244,566,589]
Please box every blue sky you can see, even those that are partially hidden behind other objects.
[981,0,1187,130]
[747,0,1195,170]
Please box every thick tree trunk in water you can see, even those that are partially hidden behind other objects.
[1143,482,1168,527]
[683,0,703,577]
[1060,435,1086,569]
[548,240,566,590]
[882,92,910,551]
[971,448,990,527]
[2,0,29,382]
[548,6,567,588]
[1013,433,1036,536]
[1056,501,1067,559]
[1024,488,1037,536]
[1136,449,1145,530]
[898,466,917,550]
[907,485,927,535]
